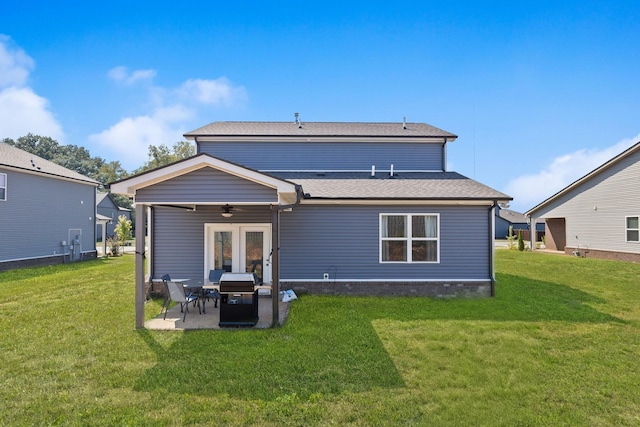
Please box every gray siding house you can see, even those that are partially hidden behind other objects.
[110,120,511,328]
[526,140,640,261]
[495,206,545,240]
[0,142,99,271]
[96,192,131,241]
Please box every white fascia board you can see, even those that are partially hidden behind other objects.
[192,136,453,144]
[110,155,297,197]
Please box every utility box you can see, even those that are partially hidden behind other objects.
[218,273,258,327]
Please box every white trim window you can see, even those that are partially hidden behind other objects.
[626,216,639,242]
[380,213,439,263]
[0,173,6,201]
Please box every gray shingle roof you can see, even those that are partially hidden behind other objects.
[273,172,511,200]
[0,142,99,185]
[498,208,528,223]
[185,121,457,139]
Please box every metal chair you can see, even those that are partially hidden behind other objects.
[162,274,202,322]
[203,269,224,310]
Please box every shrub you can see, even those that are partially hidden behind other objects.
[106,236,120,256]
[518,229,525,251]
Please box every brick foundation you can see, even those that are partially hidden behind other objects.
[0,251,97,272]
[564,247,640,263]
[281,281,493,298]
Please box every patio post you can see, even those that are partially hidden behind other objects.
[135,204,147,328]
[271,206,280,327]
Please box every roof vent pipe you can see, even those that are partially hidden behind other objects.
[390,164,394,177]
[371,165,375,178]
[402,117,407,129]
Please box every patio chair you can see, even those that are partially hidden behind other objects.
[161,273,198,308]
[164,281,200,322]
[163,280,200,322]
[203,269,224,309]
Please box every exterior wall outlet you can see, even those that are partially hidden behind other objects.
[323,273,329,281]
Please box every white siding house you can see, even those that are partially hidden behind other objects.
[526,140,640,262]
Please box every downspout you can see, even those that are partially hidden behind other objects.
[270,185,303,327]
[489,200,498,297]
[442,137,447,171]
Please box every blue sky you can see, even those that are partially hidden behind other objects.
[1,1,639,212]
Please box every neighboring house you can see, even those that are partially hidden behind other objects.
[96,192,132,241]
[526,140,640,262]
[110,120,511,327]
[0,142,99,271]
[495,206,545,240]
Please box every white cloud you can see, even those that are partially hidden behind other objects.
[0,87,64,140]
[176,77,247,106]
[88,113,187,170]
[92,72,247,169]
[0,35,34,88]
[0,36,64,141]
[505,134,640,211]
[107,66,157,85]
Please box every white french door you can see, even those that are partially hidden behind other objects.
[205,224,272,284]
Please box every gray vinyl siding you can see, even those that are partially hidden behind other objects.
[136,168,278,204]
[279,204,491,281]
[150,203,492,281]
[151,205,272,279]
[531,149,640,254]
[0,168,96,262]
[198,141,445,171]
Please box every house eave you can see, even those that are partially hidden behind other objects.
[0,164,99,186]
[300,198,510,206]
[188,135,456,144]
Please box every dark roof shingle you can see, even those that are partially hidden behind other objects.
[185,121,457,139]
[273,172,511,200]
[0,142,99,185]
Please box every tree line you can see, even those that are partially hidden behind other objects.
[2,134,195,208]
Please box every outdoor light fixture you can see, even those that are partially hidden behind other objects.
[221,204,233,218]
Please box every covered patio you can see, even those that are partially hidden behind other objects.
[109,154,302,329]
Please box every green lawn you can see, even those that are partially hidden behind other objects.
[1,251,639,426]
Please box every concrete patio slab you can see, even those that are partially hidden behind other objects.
[145,296,290,330]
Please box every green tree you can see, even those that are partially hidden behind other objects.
[132,141,195,174]
[114,214,133,243]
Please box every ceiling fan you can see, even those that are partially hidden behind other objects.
[221,204,234,218]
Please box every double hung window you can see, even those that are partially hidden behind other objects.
[626,216,639,242]
[0,173,6,201]
[380,214,439,263]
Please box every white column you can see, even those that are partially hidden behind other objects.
[529,217,536,251]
